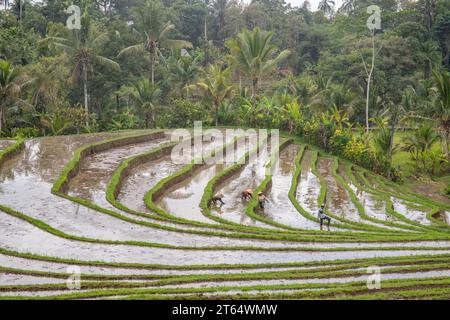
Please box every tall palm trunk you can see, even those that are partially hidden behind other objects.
[0,105,4,133]
[82,64,89,125]
[204,15,210,66]
[19,0,22,23]
[387,105,398,179]
[215,102,219,127]
[150,53,155,85]
[252,78,258,98]
[441,128,449,159]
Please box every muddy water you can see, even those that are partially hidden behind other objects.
[339,165,412,228]
[156,164,224,224]
[0,133,303,249]
[317,157,362,222]
[295,151,342,231]
[391,197,432,226]
[296,151,320,215]
[118,154,185,214]
[0,133,121,186]
[0,290,92,298]
[209,140,278,229]
[156,135,248,225]
[263,144,318,230]
[5,269,450,297]
[67,134,170,203]
[162,269,450,290]
[317,157,393,230]
[153,135,230,224]
[3,210,450,266]
[0,254,338,277]
[0,140,14,151]
[114,141,241,235]
[0,273,66,285]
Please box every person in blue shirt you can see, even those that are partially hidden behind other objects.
[318,204,331,230]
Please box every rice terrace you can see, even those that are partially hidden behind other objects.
[1,127,450,300]
[0,0,450,303]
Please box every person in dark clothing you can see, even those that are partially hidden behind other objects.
[318,204,331,230]
[209,193,225,207]
[258,192,267,209]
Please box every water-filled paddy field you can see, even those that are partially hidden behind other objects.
[0,130,449,300]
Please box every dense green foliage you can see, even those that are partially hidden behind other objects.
[0,0,449,179]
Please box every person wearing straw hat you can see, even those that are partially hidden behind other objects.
[258,192,267,209]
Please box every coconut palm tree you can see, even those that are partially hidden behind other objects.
[225,27,290,98]
[40,15,119,116]
[167,53,201,98]
[373,127,396,158]
[403,125,439,169]
[418,40,440,79]
[339,0,355,15]
[432,69,450,158]
[0,60,22,133]
[318,0,335,17]
[1,0,9,10]
[212,0,229,42]
[189,64,234,126]
[118,78,161,128]
[118,0,192,85]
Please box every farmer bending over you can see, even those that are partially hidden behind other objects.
[258,192,267,209]
[241,189,253,200]
[210,193,225,207]
[318,204,331,230]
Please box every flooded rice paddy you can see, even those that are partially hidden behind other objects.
[1,130,449,298]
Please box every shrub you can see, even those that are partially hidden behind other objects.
[106,108,140,131]
[330,129,351,154]
[157,99,210,128]
[10,127,40,138]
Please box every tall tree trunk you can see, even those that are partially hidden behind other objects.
[365,32,376,134]
[0,105,4,133]
[215,102,219,127]
[82,65,89,126]
[387,104,398,180]
[252,78,258,98]
[424,59,431,79]
[203,15,209,66]
[150,53,155,85]
[116,84,120,112]
[442,128,449,160]
[239,72,242,93]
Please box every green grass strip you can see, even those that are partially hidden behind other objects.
[0,138,24,165]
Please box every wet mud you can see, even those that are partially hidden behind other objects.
[209,139,278,229]
[263,144,318,230]
[0,140,14,151]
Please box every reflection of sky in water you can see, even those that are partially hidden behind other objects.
[1,134,317,249]
[266,145,318,230]
[3,209,450,266]
[210,139,277,229]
